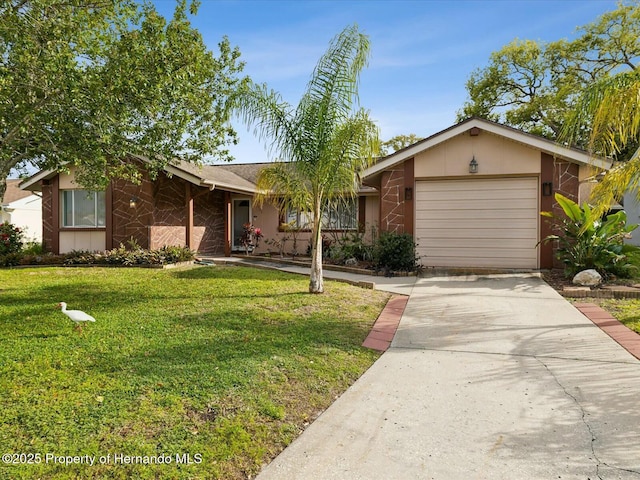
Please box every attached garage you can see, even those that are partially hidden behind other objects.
[362,118,611,271]
[415,177,539,268]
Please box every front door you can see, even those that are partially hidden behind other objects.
[232,199,251,251]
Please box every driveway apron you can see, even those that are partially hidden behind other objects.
[256,273,640,480]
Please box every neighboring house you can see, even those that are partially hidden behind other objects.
[1,179,42,242]
[19,157,379,257]
[20,117,610,269]
[623,190,640,246]
[361,117,609,270]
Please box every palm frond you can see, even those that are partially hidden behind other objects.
[562,70,640,156]
[233,81,296,161]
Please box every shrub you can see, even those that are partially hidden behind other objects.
[22,241,45,256]
[373,231,420,273]
[329,230,374,264]
[541,193,638,277]
[63,244,195,266]
[0,222,24,266]
[0,221,24,255]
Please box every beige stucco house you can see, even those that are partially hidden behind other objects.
[362,117,609,269]
[20,118,609,269]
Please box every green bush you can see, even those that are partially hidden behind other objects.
[541,193,638,277]
[22,241,45,256]
[373,231,419,273]
[0,221,24,266]
[63,244,195,266]
[329,230,374,264]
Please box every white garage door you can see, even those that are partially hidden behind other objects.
[415,177,539,269]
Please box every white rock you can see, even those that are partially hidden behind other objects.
[345,257,358,267]
[572,269,602,286]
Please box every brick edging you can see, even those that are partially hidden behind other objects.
[574,303,640,360]
[362,295,408,352]
[561,289,640,299]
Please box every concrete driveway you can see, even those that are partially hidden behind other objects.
[256,273,640,480]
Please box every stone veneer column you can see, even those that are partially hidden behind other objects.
[41,180,54,253]
[379,168,405,233]
[552,160,579,269]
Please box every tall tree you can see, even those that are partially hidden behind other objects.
[458,2,640,143]
[562,70,640,218]
[0,0,245,201]
[380,134,424,156]
[234,24,379,293]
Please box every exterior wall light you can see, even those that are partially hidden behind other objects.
[469,157,478,174]
[129,197,138,208]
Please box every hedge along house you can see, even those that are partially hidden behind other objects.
[362,118,610,270]
[19,156,380,256]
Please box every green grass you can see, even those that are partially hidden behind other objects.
[597,299,640,334]
[0,265,389,479]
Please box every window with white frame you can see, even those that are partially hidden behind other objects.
[285,198,358,230]
[61,190,106,228]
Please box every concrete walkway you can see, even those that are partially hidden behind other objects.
[248,269,640,480]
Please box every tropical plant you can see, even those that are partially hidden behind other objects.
[234,24,380,293]
[540,193,638,277]
[239,223,263,255]
[561,69,640,220]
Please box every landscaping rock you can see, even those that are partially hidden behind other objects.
[344,257,358,267]
[572,269,602,286]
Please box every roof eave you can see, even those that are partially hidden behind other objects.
[362,118,612,181]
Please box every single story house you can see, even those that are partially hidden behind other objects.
[2,179,42,242]
[361,117,609,269]
[20,117,609,269]
[19,156,378,257]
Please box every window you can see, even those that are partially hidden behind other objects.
[285,199,357,230]
[61,190,106,228]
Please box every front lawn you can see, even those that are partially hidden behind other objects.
[0,265,389,479]
[586,298,640,334]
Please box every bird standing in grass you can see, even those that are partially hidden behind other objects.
[58,302,95,332]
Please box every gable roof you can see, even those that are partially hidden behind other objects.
[20,157,378,195]
[363,117,611,184]
[19,157,263,195]
[3,179,36,204]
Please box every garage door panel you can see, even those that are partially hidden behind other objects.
[417,188,538,201]
[425,247,537,259]
[414,208,539,220]
[424,178,538,192]
[415,178,539,269]
[418,237,537,249]
[416,198,537,211]
[416,218,537,230]
[423,255,537,268]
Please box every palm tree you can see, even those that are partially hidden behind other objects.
[234,25,379,293]
[562,70,640,218]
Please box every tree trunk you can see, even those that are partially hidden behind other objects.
[0,168,10,205]
[0,179,6,205]
[309,217,324,294]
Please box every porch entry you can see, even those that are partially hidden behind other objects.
[232,198,251,251]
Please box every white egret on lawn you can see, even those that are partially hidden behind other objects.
[58,302,95,332]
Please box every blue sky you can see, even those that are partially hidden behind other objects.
[151,0,618,164]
